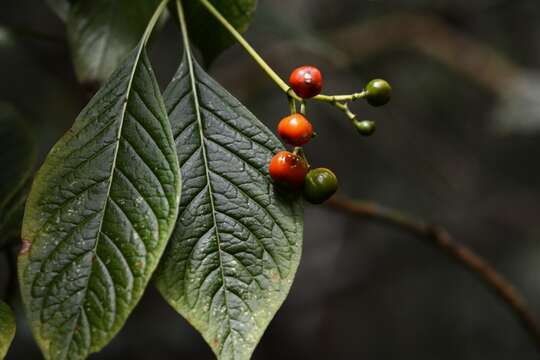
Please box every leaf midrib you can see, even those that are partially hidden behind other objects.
[178,1,236,355]
[56,41,148,357]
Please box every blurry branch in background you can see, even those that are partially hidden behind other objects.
[215,9,540,347]
[222,11,522,92]
[5,4,540,348]
[327,12,522,92]
[326,13,540,134]
[225,11,540,133]
[328,196,540,351]
[322,15,540,346]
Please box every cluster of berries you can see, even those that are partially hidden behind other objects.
[269,66,391,204]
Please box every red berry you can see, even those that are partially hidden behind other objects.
[277,113,314,146]
[289,66,323,99]
[269,151,309,188]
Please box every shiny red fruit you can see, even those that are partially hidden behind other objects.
[277,113,314,146]
[289,66,323,99]
[269,151,309,188]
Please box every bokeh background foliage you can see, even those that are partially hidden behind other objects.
[2,0,540,359]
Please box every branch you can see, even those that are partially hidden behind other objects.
[328,12,523,93]
[327,196,540,351]
[216,12,523,98]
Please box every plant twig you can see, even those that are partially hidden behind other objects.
[198,0,300,100]
[327,12,522,93]
[216,11,523,100]
[327,196,540,351]
[198,0,365,116]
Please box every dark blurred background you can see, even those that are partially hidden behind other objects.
[2,0,540,359]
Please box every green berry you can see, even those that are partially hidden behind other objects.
[365,79,391,107]
[303,168,338,204]
[354,120,376,136]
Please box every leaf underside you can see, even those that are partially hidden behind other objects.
[156,51,304,360]
[66,0,161,84]
[19,46,181,360]
[0,301,16,359]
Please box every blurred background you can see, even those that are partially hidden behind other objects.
[2,0,540,358]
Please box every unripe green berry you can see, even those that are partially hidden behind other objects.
[365,79,392,107]
[303,168,338,204]
[354,120,376,136]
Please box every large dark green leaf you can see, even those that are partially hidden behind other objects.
[18,44,181,360]
[0,104,36,249]
[155,43,303,359]
[184,0,258,64]
[66,0,161,84]
[0,301,16,359]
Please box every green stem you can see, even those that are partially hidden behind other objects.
[198,0,301,100]
[293,147,310,168]
[315,91,368,103]
[198,0,367,123]
[140,0,170,46]
[300,100,306,115]
[335,102,357,123]
[288,96,297,114]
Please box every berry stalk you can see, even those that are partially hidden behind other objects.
[197,0,386,126]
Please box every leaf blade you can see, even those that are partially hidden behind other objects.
[156,49,303,360]
[0,301,16,359]
[18,45,181,360]
[66,0,162,84]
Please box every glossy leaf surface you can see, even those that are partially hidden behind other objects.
[19,46,181,360]
[156,50,303,360]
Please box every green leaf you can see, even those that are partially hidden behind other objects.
[184,0,258,64]
[155,46,304,359]
[0,301,16,359]
[66,0,161,84]
[0,104,36,249]
[18,44,181,360]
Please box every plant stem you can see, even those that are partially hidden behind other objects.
[300,101,306,115]
[198,0,366,110]
[141,0,170,46]
[288,96,297,114]
[327,196,540,351]
[334,102,357,122]
[198,0,300,100]
[315,91,368,103]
